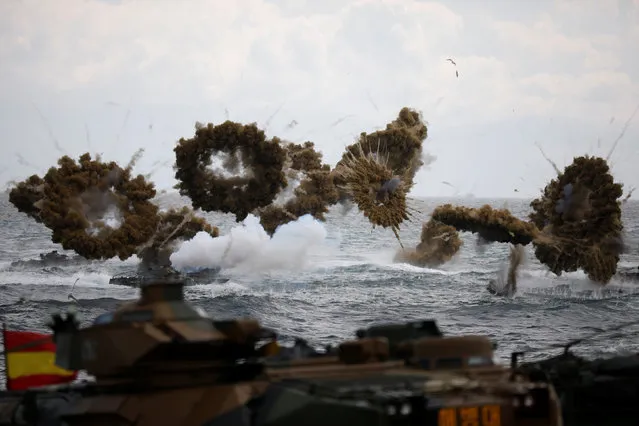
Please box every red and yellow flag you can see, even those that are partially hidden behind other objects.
[2,327,77,391]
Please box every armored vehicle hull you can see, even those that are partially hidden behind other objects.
[0,279,562,425]
[520,351,639,426]
[8,251,91,269]
[109,267,228,287]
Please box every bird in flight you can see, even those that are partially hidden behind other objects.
[446,58,459,77]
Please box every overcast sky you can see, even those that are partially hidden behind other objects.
[1,0,638,199]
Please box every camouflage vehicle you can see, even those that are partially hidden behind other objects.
[518,339,639,425]
[8,251,90,269]
[0,279,562,425]
[108,266,228,287]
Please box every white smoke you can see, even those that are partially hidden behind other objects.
[169,214,327,273]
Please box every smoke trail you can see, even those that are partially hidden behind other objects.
[31,102,66,155]
[606,103,639,161]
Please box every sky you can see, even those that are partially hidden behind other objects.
[0,0,638,199]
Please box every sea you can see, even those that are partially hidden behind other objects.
[1,192,639,384]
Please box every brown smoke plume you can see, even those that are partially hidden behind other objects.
[9,152,221,267]
[332,107,429,244]
[431,204,537,246]
[9,153,160,260]
[258,142,339,235]
[529,155,624,284]
[173,121,288,222]
[430,156,625,285]
[394,219,462,267]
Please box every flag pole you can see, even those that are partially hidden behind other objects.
[2,323,9,391]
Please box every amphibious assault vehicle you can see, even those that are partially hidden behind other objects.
[108,266,229,287]
[0,278,562,425]
[8,251,90,269]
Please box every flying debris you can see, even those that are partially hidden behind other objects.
[446,58,456,66]
[285,119,298,130]
[14,153,37,170]
[606,103,639,161]
[330,115,355,127]
[365,90,379,111]
[31,102,66,155]
[262,102,285,131]
[622,187,635,203]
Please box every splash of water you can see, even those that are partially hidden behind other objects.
[169,214,327,273]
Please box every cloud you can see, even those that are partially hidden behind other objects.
[483,0,639,121]
[0,0,637,198]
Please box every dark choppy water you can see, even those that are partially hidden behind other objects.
[1,193,639,378]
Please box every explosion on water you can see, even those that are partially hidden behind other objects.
[9,107,438,274]
[529,156,624,284]
[173,121,288,222]
[332,107,430,245]
[428,156,626,285]
[137,207,220,269]
[169,214,327,274]
[487,244,526,297]
[431,204,537,246]
[172,107,432,242]
[394,219,462,267]
[8,152,218,268]
[257,141,339,235]
[9,152,159,260]
[11,108,624,287]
